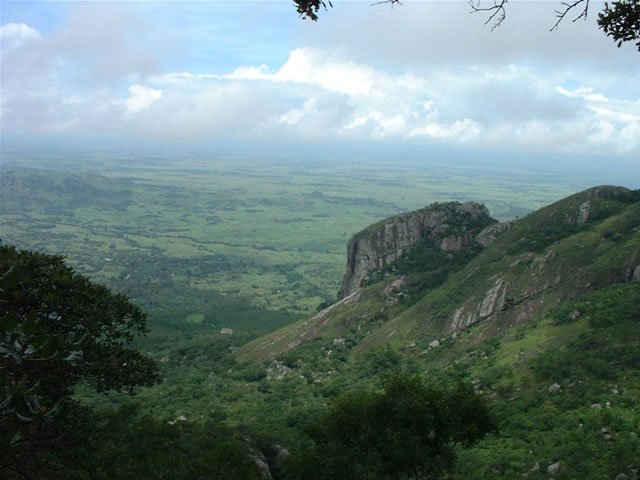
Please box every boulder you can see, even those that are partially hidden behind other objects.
[569,310,582,321]
[547,462,560,474]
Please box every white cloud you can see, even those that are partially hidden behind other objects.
[274,48,375,96]
[125,84,163,113]
[154,48,388,97]
[589,105,640,124]
[409,119,482,142]
[620,123,640,153]
[556,86,608,102]
[1,3,638,156]
[5,44,640,154]
[0,23,40,48]
[278,98,317,126]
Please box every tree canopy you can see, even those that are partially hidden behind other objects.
[0,244,160,477]
[285,373,495,480]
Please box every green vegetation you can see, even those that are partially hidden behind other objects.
[453,283,640,480]
[0,245,160,478]
[0,153,593,329]
[285,374,494,480]
[2,153,639,479]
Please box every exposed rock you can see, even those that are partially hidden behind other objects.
[548,383,561,393]
[547,462,560,474]
[450,277,508,331]
[251,453,272,480]
[383,277,407,295]
[590,403,602,409]
[274,444,290,458]
[339,202,494,298]
[429,340,440,348]
[220,328,233,335]
[576,200,591,224]
[568,310,582,321]
[476,220,517,247]
[168,415,187,425]
[633,265,640,282]
[480,278,508,318]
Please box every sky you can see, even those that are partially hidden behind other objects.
[1,1,639,158]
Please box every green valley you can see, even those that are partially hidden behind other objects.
[2,151,640,479]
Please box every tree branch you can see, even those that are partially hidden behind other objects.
[370,0,401,7]
[551,0,590,31]
[468,0,509,31]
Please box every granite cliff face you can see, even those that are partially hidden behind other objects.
[339,202,496,298]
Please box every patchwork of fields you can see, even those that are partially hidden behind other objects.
[0,149,618,333]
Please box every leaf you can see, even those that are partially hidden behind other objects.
[15,411,34,424]
[22,311,37,337]
[24,395,41,415]
[9,431,22,446]
[63,350,84,363]
[43,399,65,419]
[0,311,20,332]
[0,263,19,291]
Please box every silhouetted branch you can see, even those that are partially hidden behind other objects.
[370,0,401,7]
[551,0,590,31]
[469,0,509,31]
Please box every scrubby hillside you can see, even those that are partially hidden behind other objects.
[59,185,639,479]
[238,186,640,364]
[227,186,640,479]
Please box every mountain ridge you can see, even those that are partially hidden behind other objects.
[238,185,640,364]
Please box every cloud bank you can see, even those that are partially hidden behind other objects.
[1,2,639,156]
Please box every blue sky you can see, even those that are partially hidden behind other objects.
[1,1,639,157]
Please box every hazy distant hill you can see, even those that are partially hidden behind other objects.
[0,170,135,214]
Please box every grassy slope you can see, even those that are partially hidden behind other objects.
[450,283,640,480]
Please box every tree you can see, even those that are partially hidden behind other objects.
[0,244,160,478]
[294,0,640,52]
[286,373,495,480]
[599,0,640,50]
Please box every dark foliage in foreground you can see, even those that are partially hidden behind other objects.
[0,245,160,478]
[283,374,495,480]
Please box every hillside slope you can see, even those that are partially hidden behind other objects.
[238,186,640,364]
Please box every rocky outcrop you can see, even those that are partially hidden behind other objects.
[447,248,565,333]
[476,220,517,247]
[450,277,509,331]
[339,202,495,298]
[631,265,640,282]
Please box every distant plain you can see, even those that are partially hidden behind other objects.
[2,148,637,333]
